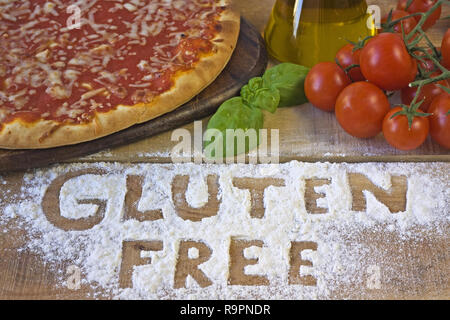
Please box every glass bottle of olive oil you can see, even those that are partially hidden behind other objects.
[264,0,376,67]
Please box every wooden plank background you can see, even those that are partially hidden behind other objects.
[0,164,448,300]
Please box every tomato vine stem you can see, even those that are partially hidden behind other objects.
[383,0,449,128]
[405,0,448,42]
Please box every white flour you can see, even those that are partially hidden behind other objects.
[0,161,448,299]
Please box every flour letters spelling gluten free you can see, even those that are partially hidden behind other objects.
[40,168,407,289]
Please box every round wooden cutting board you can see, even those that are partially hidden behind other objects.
[0,18,268,173]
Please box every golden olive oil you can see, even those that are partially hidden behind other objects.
[264,0,377,67]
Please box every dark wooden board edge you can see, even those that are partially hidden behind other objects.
[0,18,268,173]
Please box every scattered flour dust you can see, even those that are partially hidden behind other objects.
[0,161,448,300]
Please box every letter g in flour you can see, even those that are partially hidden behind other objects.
[42,169,108,231]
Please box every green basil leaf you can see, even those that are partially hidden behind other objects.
[241,77,280,113]
[248,77,264,91]
[241,86,254,104]
[262,63,310,107]
[251,87,280,113]
[204,97,264,158]
[241,77,264,104]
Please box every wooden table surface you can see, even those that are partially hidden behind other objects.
[0,0,449,300]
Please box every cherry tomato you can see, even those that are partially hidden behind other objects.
[304,62,351,112]
[401,74,450,112]
[442,28,450,69]
[416,47,440,72]
[397,0,442,31]
[382,106,430,151]
[360,33,418,91]
[419,56,436,72]
[428,93,450,149]
[335,82,391,138]
[335,43,365,82]
[382,10,418,34]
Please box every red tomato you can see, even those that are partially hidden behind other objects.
[419,56,436,72]
[401,86,418,108]
[428,93,450,149]
[335,44,365,82]
[383,106,430,151]
[304,62,351,112]
[442,28,450,69]
[360,33,418,91]
[382,10,418,34]
[400,75,450,112]
[416,47,440,72]
[397,0,442,31]
[335,82,391,138]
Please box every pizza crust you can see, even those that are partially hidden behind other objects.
[0,3,240,150]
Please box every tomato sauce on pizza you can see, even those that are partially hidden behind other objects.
[0,0,236,137]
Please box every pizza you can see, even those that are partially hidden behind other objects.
[0,0,240,149]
